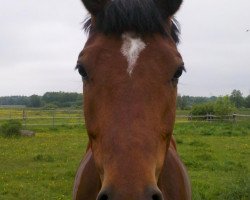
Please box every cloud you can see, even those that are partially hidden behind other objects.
[0,0,87,96]
[0,0,249,97]
[177,0,250,96]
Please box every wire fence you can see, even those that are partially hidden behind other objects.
[0,109,84,128]
[176,114,250,123]
[0,108,249,128]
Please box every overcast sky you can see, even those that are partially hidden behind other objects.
[0,0,249,97]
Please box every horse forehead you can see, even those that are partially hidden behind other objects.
[84,33,177,77]
[121,32,146,76]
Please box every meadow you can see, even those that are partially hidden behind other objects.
[174,121,250,200]
[0,109,249,200]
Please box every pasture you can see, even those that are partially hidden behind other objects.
[0,109,249,200]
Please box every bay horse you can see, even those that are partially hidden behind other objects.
[73,0,191,199]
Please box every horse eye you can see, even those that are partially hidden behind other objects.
[173,65,185,79]
[76,64,88,79]
[171,65,185,87]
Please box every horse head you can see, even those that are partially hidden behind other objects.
[76,1,184,199]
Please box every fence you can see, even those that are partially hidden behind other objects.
[0,108,249,128]
[176,114,250,122]
[0,109,84,128]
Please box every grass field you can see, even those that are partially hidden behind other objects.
[0,126,87,200]
[174,121,250,200]
[0,109,250,199]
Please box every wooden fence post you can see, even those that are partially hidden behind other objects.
[52,110,55,128]
[206,113,212,122]
[233,113,236,123]
[22,109,27,128]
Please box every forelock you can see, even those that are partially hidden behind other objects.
[83,0,181,43]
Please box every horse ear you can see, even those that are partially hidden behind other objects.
[81,0,108,15]
[157,0,183,17]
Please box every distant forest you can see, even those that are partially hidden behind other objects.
[0,92,82,108]
[177,90,250,109]
[0,90,249,109]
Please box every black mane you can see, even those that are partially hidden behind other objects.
[83,0,180,43]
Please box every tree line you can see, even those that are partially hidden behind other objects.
[177,90,250,110]
[0,89,249,109]
[0,92,83,108]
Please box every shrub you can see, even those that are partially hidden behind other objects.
[214,96,236,116]
[190,102,215,116]
[42,103,58,109]
[190,96,236,117]
[0,120,22,137]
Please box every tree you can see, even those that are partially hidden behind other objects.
[190,96,236,116]
[245,95,250,108]
[214,96,236,116]
[176,95,187,110]
[29,95,41,107]
[42,92,82,107]
[229,89,244,108]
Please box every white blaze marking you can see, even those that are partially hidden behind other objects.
[121,33,146,75]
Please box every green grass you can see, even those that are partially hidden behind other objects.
[0,126,88,200]
[174,121,250,200]
[0,109,249,199]
[174,121,250,136]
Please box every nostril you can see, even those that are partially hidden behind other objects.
[152,193,163,200]
[146,186,163,200]
[97,191,109,200]
[151,190,163,200]
[98,194,108,200]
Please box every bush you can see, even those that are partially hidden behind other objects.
[190,102,215,115]
[214,96,236,116]
[190,96,236,116]
[42,103,58,109]
[0,120,22,137]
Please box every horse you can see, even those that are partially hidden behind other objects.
[73,0,191,199]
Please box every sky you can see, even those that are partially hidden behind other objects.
[0,0,249,97]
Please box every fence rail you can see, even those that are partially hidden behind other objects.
[176,114,250,122]
[0,109,84,128]
[0,109,249,128]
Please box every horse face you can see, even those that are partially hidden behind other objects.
[77,0,184,199]
[77,32,183,199]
